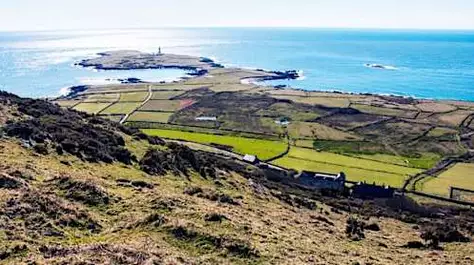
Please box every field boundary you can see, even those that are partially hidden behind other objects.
[264,135,291,162]
[284,155,413,177]
[132,122,282,140]
[120,85,153,124]
[406,190,474,207]
[403,151,474,191]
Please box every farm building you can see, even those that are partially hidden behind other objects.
[295,171,345,192]
[243,154,259,164]
[275,117,291,126]
[352,182,395,199]
[195,116,217,121]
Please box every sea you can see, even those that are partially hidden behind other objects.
[1,28,474,101]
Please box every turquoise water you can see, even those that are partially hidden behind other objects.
[1,28,473,100]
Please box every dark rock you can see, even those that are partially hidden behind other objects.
[204,213,228,222]
[0,174,23,189]
[346,217,365,241]
[364,222,381,232]
[403,241,425,249]
[420,223,470,248]
[33,144,49,155]
[184,186,203,196]
[131,180,154,189]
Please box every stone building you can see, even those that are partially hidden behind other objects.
[295,171,346,192]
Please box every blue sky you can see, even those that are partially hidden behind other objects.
[2,0,474,31]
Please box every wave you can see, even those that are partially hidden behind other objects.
[364,63,397,70]
[296,70,306,80]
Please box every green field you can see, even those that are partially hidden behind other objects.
[355,153,441,170]
[101,102,142,114]
[273,147,422,187]
[55,100,79,108]
[151,90,184,100]
[288,122,360,140]
[352,104,417,118]
[420,163,474,196]
[128,111,173,123]
[140,100,184,112]
[119,92,149,102]
[274,157,406,187]
[73,102,112,114]
[83,93,120,102]
[99,115,123,123]
[142,129,287,160]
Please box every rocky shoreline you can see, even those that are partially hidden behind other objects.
[77,50,225,74]
[76,50,301,84]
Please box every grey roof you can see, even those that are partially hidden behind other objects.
[299,171,344,181]
[243,154,257,162]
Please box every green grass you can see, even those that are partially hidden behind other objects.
[351,104,417,118]
[256,102,322,121]
[273,147,422,187]
[274,157,407,187]
[420,163,474,196]
[140,100,184,112]
[128,111,174,123]
[427,127,458,137]
[355,153,441,170]
[98,115,123,123]
[313,140,387,155]
[83,93,120,102]
[151,90,184,100]
[289,148,421,176]
[100,102,142,114]
[55,100,79,108]
[311,140,440,169]
[288,122,360,140]
[73,103,112,114]
[119,92,149,102]
[142,129,287,160]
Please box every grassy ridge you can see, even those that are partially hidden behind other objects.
[142,129,287,160]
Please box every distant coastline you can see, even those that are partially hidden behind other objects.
[2,29,474,101]
[65,50,474,106]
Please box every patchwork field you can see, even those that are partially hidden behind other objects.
[271,95,351,108]
[150,90,184,100]
[119,91,149,102]
[98,114,123,123]
[420,163,474,196]
[73,102,111,114]
[54,56,474,199]
[142,128,287,160]
[101,102,142,114]
[140,100,192,112]
[55,100,80,108]
[83,93,120,102]
[318,113,388,131]
[274,147,422,187]
[288,122,361,140]
[351,104,418,118]
[128,111,174,123]
[256,102,326,121]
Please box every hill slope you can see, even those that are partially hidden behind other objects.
[1,91,473,264]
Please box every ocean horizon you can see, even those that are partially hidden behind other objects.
[1,28,474,101]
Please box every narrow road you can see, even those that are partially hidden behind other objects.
[119,85,153,124]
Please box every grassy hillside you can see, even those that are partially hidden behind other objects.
[1,91,474,264]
